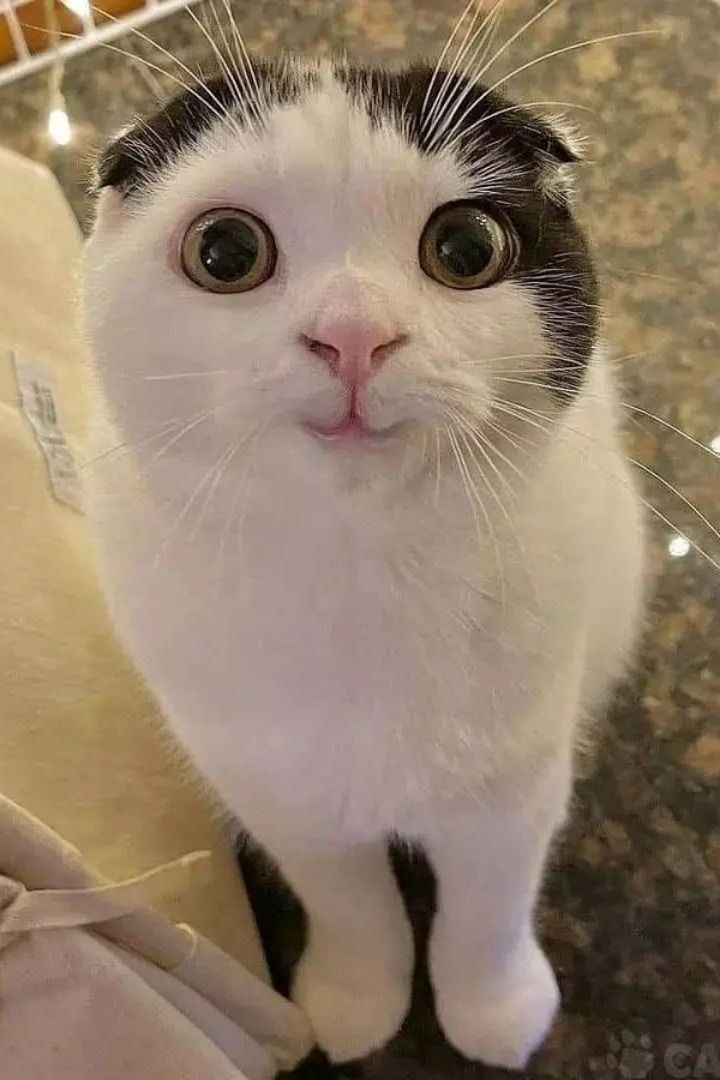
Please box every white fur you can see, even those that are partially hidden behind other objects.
[82,70,645,1068]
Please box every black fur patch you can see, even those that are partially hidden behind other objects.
[97,58,316,195]
[336,62,578,171]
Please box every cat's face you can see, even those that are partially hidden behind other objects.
[84,58,597,497]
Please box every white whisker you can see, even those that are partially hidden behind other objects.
[423,0,485,134]
[90,4,241,133]
[493,375,720,466]
[458,426,508,615]
[470,0,564,91]
[205,0,253,122]
[150,408,216,462]
[490,396,720,573]
[420,0,477,129]
[144,369,235,382]
[468,30,661,131]
[434,425,443,508]
[427,0,506,149]
[79,408,212,473]
[151,435,238,569]
[217,0,266,125]
[447,424,507,613]
[189,436,243,541]
[184,4,247,122]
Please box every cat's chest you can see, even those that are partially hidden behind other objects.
[92,474,579,832]
[104,479,538,725]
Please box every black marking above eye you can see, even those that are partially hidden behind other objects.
[419,202,518,290]
[180,209,277,293]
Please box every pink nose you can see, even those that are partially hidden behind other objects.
[301,317,407,386]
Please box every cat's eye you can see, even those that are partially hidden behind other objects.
[181,208,277,293]
[419,202,518,290]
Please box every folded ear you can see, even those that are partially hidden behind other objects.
[93,76,231,197]
[520,111,586,205]
[95,124,146,194]
[533,116,585,164]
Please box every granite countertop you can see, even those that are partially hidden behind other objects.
[1,1,718,1076]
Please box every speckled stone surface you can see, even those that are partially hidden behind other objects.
[2,1,718,1076]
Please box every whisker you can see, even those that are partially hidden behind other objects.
[457,407,530,487]
[423,0,485,134]
[602,265,697,288]
[434,425,443,508]
[184,3,247,121]
[78,409,211,472]
[493,375,720,465]
[88,4,241,132]
[232,431,263,564]
[629,457,720,552]
[143,369,235,382]
[450,407,515,501]
[427,0,506,148]
[151,434,240,569]
[457,426,508,614]
[468,29,662,130]
[215,435,254,564]
[471,0,564,89]
[421,0,477,129]
[448,425,507,611]
[491,396,720,572]
[486,401,720,574]
[458,409,543,605]
[150,407,216,462]
[188,436,243,541]
[206,0,254,123]
[216,0,265,125]
[482,412,540,464]
[19,23,211,110]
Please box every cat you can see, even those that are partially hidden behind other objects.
[82,52,645,1070]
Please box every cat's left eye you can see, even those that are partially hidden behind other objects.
[419,202,518,291]
[181,208,277,293]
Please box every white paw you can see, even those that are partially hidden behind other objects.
[292,946,411,1063]
[432,937,560,1070]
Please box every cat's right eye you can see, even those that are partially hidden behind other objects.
[180,208,277,293]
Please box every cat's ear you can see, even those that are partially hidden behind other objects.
[519,110,585,164]
[93,77,234,197]
[541,115,586,165]
[94,122,149,195]
[523,113,586,205]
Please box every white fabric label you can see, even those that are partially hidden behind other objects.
[12,351,82,511]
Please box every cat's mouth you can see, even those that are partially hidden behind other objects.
[305,390,401,443]
[308,411,372,440]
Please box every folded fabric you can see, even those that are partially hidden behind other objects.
[0,794,313,1079]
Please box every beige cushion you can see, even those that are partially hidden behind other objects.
[0,145,264,975]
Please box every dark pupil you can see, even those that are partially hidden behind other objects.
[200,218,259,282]
[436,214,494,279]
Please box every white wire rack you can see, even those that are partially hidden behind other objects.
[0,0,199,87]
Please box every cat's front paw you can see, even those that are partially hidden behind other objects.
[432,937,560,1070]
[292,945,411,1063]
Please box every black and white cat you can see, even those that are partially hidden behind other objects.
[82,47,645,1071]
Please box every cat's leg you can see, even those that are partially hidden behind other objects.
[275,837,414,1062]
[425,752,571,1070]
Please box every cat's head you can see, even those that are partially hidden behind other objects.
[84,56,597,498]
